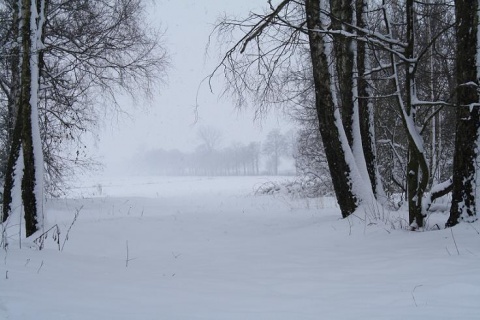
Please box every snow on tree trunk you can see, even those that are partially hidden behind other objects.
[28,0,46,231]
[4,148,27,242]
[2,111,24,225]
[356,0,387,203]
[2,0,23,224]
[405,0,428,228]
[306,0,375,218]
[20,0,42,237]
[447,0,479,226]
[332,0,373,196]
[2,0,46,239]
[381,0,429,228]
[331,0,355,147]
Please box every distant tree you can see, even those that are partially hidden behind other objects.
[263,129,288,175]
[247,142,261,175]
[195,126,221,175]
[197,126,222,153]
[230,142,246,175]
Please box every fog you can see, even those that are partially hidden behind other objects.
[91,0,294,176]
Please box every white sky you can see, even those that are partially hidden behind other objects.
[92,0,293,173]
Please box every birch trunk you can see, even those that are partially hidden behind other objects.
[330,0,355,147]
[2,0,46,237]
[306,0,374,218]
[355,0,386,202]
[2,0,22,223]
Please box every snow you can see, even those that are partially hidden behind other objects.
[4,148,26,241]
[430,178,453,195]
[320,0,375,207]
[1,175,479,319]
[351,29,371,187]
[363,41,387,203]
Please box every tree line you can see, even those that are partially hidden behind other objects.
[134,127,295,176]
[212,0,477,229]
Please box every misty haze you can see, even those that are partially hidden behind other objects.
[1,1,479,319]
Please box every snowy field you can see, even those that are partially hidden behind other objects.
[1,175,480,319]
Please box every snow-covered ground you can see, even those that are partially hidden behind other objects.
[1,175,479,319]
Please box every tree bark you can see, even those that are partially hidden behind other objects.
[2,105,23,223]
[2,0,46,237]
[356,0,385,201]
[306,0,358,217]
[2,0,22,223]
[447,0,479,227]
[405,0,429,228]
[330,0,355,147]
[21,0,40,237]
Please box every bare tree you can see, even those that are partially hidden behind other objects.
[0,0,168,196]
[211,0,381,217]
[306,0,378,217]
[1,0,168,237]
[197,126,222,153]
[1,0,47,237]
[263,129,288,175]
[211,0,458,224]
[247,142,261,175]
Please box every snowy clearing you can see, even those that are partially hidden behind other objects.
[1,176,479,319]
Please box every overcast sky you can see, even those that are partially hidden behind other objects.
[92,0,293,174]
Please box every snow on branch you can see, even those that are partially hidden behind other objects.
[308,28,413,62]
[423,177,453,213]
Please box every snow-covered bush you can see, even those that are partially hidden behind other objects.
[254,176,333,199]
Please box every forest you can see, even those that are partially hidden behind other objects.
[0,0,478,246]
[211,0,477,230]
[1,1,479,318]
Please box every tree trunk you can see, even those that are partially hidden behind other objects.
[405,0,420,227]
[2,0,22,223]
[381,0,429,227]
[404,0,429,228]
[7,0,21,146]
[3,0,46,237]
[306,0,362,218]
[447,0,479,227]
[2,106,23,223]
[330,0,355,147]
[21,0,40,237]
[356,0,385,201]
